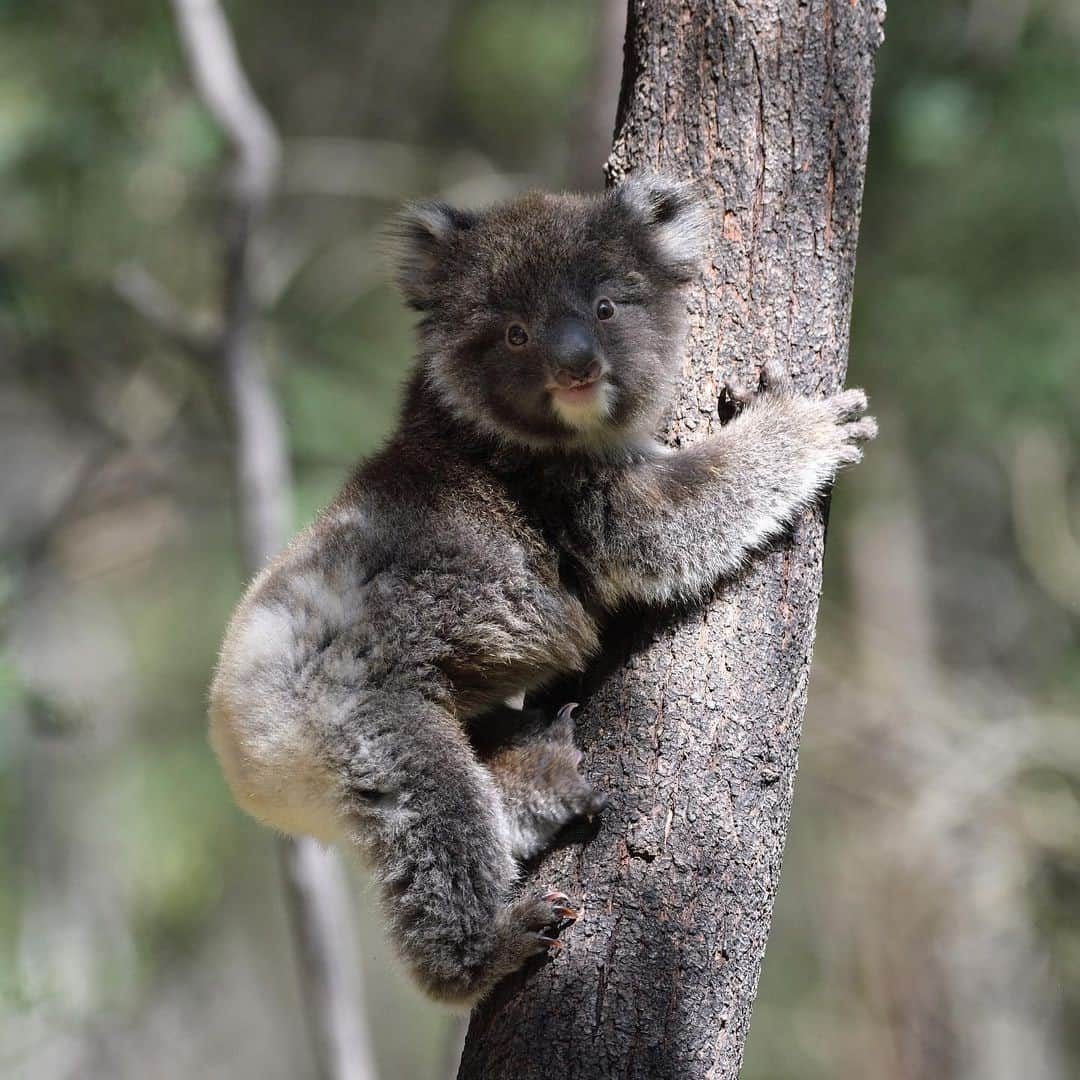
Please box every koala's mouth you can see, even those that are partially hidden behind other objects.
[546,375,613,428]
[548,379,601,402]
[545,365,606,398]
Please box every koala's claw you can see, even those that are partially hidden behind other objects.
[759,358,793,395]
[519,890,583,925]
[719,381,755,421]
[498,892,581,970]
[542,889,572,904]
[833,397,876,463]
[831,387,869,420]
[493,704,608,860]
[844,416,878,442]
[508,891,583,958]
[555,702,579,725]
[551,702,579,742]
[542,890,582,921]
[721,361,792,419]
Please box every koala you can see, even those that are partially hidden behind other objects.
[209,175,875,1005]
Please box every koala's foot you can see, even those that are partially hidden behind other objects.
[494,890,583,971]
[414,889,584,1005]
[485,703,608,861]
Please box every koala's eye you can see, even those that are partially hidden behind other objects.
[595,297,616,321]
[506,323,529,349]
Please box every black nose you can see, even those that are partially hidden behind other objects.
[549,319,600,384]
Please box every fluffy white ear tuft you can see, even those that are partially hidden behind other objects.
[614,173,708,282]
[386,201,476,310]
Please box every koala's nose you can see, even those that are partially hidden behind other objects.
[549,319,601,386]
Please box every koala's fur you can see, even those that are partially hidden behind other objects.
[209,175,876,1004]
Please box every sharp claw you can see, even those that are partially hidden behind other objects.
[718,383,752,420]
[541,891,581,921]
[556,702,579,724]
[537,935,563,951]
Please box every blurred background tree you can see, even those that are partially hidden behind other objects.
[0,2,1077,1077]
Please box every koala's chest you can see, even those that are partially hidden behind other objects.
[522,480,612,596]
[434,525,600,713]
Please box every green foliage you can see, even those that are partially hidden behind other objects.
[450,0,592,162]
[853,0,1080,445]
[114,739,237,949]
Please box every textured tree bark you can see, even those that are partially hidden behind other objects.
[458,2,885,1078]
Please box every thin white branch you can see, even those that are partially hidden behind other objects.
[168,4,375,1079]
[170,0,281,204]
[1009,425,1080,615]
[278,839,378,1080]
[113,262,218,359]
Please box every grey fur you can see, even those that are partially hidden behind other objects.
[209,175,876,1005]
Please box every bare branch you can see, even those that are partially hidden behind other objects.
[168,4,375,1078]
[1009,425,1080,615]
[113,262,218,360]
[277,839,379,1080]
[170,0,281,205]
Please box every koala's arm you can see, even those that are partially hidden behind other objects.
[585,366,876,608]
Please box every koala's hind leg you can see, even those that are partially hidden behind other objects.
[471,703,608,861]
[341,695,580,1004]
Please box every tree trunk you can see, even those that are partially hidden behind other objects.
[458,2,885,1078]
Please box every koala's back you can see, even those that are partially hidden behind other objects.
[209,426,599,842]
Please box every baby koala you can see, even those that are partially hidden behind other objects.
[209,175,875,1004]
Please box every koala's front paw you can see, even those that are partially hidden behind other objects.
[495,703,608,860]
[746,358,878,472]
[820,387,878,466]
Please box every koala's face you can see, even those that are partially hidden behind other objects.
[390,176,707,449]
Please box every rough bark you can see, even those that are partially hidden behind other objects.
[459,2,885,1078]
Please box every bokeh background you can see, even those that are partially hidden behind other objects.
[2,1,1078,1077]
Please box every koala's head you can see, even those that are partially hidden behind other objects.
[389,174,707,450]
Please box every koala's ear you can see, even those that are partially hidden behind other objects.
[614,174,708,282]
[386,201,477,309]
